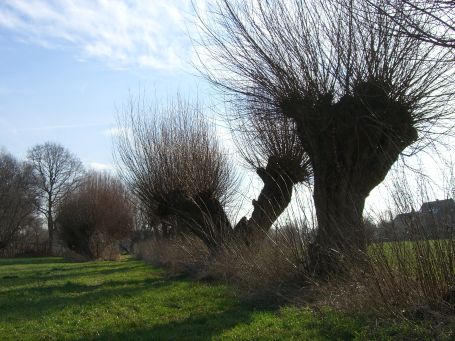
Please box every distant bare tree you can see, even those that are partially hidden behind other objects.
[0,151,37,250]
[27,142,83,251]
[197,0,454,274]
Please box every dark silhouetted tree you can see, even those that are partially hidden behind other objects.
[0,151,37,250]
[115,96,311,251]
[197,0,454,274]
[232,113,311,242]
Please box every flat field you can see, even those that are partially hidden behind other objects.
[0,257,439,340]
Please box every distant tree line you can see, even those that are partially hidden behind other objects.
[0,151,38,254]
[0,143,133,260]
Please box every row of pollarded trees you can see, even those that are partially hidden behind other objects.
[117,0,454,276]
[115,98,310,253]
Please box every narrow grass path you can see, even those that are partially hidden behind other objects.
[0,257,435,340]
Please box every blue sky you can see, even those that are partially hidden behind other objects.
[0,0,210,170]
[0,0,451,216]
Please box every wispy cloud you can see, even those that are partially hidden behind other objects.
[88,161,115,172]
[102,127,128,137]
[0,0,199,70]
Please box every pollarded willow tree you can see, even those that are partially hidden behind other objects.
[197,0,454,274]
[232,112,311,242]
[115,97,236,253]
[57,172,134,259]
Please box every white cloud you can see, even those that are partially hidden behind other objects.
[88,161,115,172]
[102,127,128,137]
[0,0,202,71]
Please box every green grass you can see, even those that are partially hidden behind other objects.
[0,257,442,340]
[369,239,455,270]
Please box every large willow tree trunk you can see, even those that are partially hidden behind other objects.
[308,163,368,275]
[281,80,418,276]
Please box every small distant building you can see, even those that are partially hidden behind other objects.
[377,199,455,241]
[392,211,418,239]
[419,199,455,237]
[420,198,455,216]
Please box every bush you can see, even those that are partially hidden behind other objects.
[136,235,210,276]
[57,172,133,260]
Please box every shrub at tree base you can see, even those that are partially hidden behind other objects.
[136,218,455,334]
[136,224,310,302]
[57,172,133,260]
[135,235,210,276]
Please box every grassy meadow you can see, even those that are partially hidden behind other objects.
[0,256,445,340]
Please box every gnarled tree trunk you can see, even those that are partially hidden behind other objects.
[308,163,368,275]
[159,155,308,253]
[281,80,418,276]
[235,155,308,244]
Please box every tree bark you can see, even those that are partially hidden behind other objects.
[47,213,54,254]
[47,192,54,254]
[308,165,368,276]
[280,80,418,276]
[159,156,308,253]
[234,155,307,243]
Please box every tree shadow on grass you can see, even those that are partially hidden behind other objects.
[0,257,67,266]
[26,263,146,280]
[0,258,277,340]
[0,280,170,322]
[0,257,168,322]
[0,261,149,288]
[80,304,261,341]
[1,276,172,322]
